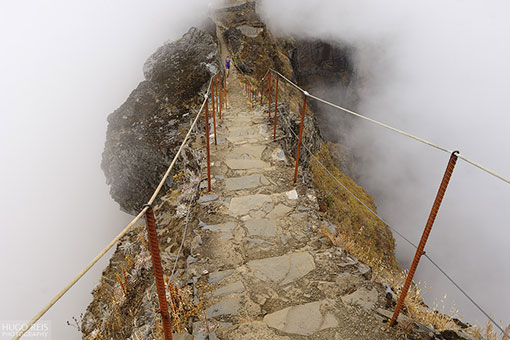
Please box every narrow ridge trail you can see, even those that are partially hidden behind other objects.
[188,67,406,339]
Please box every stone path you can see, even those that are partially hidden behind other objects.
[186,62,411,339]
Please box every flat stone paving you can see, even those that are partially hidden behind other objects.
[228,194,273,216]
[224,158,269,170]
[195,72,333,334]
[190,60,406,340]
[263,300,339,335]
[224,173,269,191]
[247,251,316,285]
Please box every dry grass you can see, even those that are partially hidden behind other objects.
[313,144,509,339]
[322,224,459,332]
[470,322,510,340]
[311,144,397,270]
[165,279,203,333]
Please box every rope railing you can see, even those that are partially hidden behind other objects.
[13,71,227,340]
[269,69,510,185]
[237,66,509,338]
[279,107,508,338]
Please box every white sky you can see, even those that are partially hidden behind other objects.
[259,0,510,328]
[1,0,508,338]
[0,1,210,338]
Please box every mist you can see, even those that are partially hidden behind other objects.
[259,0,509,327]
[0,1,211,338]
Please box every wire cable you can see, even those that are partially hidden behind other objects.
[169,155,204,282]
[13,74,218,340]
[277,105,509,338]
[278,108,418,249]
[270,69,510,185]
[424,254,509,338]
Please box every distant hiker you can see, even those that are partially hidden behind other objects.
[225,56,231,77]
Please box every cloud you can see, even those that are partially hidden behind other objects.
[259,0,510,325]
[0,0,213,338]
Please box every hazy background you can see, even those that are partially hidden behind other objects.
[259,0,509,328]
[1,0,508,338]
[0,1,210,338]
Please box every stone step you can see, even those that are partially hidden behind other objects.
[226,135,267,144]
[229,144,266,158]
[245,251,315,286]
[224,173,270,191]
[225,158,270,170]
[227,191,298,218]
[263,300,339,336]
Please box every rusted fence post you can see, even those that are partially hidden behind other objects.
[211,81,217,145]
[268,72,272,117]
[143,205,173,340]
[218,75,222,119]
[224,77,227,111]
[217,74,220,111]
[273,74,279,140]
[390,151,459,326]
[221,76,224,111]
[205,96,211,192]
[293,92,308,184]
[260,77,264,105]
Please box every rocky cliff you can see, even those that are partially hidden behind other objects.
[85,2,482,340]
[101,24,221,215]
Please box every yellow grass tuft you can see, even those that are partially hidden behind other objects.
[166,281,203,333]
[311,144,397,270]
[315,144,509,339]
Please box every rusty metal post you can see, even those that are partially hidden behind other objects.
[221,80,224,113]
[216,74,220,110]
[390,151,459,326]
[223,77,227,111]
[218,75,222,119]
[268,72,272,118]
[143,205,173,340]
[205,97,211,192]
[293,93,308,184]
[260,77,264,105]
[273,75,279,140]
[211,81,217,145]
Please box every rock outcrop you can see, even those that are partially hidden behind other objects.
[84,3,480,340]
[291,39,355,93]
[101,26,221,214]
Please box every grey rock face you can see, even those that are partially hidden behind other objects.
[102,27,221,214]
[291,39,354,90]
[263,300,338,335]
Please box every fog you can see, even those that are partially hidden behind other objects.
[0,1,210,338]
[2,1,508,338]
[259,0,509,328]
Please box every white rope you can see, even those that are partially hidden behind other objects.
[270,69,510,185]
[13,75,217,340]
[231,64,509,336]
[278,106,509,339]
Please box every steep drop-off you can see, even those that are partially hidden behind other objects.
[84,2,481,340]
[101,24,221,215]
